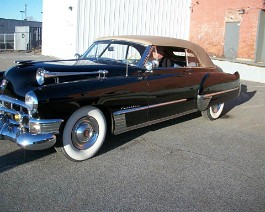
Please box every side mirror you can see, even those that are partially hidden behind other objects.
[74,53,81,59]
[145,60,159,72]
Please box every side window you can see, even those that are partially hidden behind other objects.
[171,48,201,67]
[172,48,187,67]
[186,49,201,67]
[127,46,141,60]
[101,43,127,60]
[100,43,141,65]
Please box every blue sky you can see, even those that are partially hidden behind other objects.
[0,0,43,22]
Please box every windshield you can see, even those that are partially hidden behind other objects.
[81,40,148,66]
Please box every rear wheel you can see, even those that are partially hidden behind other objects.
[201,103,224,120]
[56,106,107,161]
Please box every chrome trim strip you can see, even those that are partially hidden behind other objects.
[114,109,198,135]
[203,87,239,98]
[149,99,187,109]
[114,105,149,115]
[37,68,108,79]
[113,98,187,116]
[29,119,64,134]
[0,94,29,110]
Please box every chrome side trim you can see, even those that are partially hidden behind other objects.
[113,109,198,135]
[114,105,148,116]
[37,68,108,79]
[149,99,187,109]
[197,86,240,111]
[113,98,187,116]
[203,87,240,98]
[114,114,127,134]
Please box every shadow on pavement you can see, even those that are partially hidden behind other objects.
[0,147,56,174]
[223,84,256,115]
[98,112,201,157]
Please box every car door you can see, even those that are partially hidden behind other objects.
[146,67,198,122]
[146,47,203,122]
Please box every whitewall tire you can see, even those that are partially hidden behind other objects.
[201,103,224,120]
[58,106,107,161]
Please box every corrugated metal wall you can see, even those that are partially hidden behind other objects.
[76,0,191,54]
[43,0,191,58]
[42,0,78,58]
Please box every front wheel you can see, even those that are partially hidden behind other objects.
[201,103,224,120]
[56,106,107,161]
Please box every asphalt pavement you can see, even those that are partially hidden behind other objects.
[0,51,265,211]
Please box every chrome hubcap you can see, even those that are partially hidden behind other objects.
[72,116,99,150]
[212,104,221,113]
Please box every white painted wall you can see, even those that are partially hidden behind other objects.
[42,0,191,58]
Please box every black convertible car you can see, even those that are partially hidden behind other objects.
[0,35,240,161]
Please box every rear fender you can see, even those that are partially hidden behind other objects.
[197,72,240,111]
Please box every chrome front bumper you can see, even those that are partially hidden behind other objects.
[0,94,63,150]
[0,114,63,150]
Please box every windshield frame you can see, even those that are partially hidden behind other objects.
[80,40,151,68]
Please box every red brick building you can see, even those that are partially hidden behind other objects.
[190,0,265,62]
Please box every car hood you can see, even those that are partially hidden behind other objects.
[1,59,127,100]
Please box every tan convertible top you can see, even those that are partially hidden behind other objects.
[97,35,215,67]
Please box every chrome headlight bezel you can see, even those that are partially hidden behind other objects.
[0,79,8,92]
[25,91,38,112]
[36,68,46,85]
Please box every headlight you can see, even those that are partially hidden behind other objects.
[25,91,38,111]
[36,68,46,85]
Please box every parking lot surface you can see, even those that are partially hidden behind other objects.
[0,52,265,211]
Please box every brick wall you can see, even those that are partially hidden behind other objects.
[190,0,265,60]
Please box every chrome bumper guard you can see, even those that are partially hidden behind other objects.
[0,95,63,150]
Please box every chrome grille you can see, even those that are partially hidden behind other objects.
[0,94,29,125]
[0,94,63,134]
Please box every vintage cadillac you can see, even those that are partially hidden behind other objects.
[0,36,240,161]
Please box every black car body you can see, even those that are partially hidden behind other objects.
[0,35,240,161]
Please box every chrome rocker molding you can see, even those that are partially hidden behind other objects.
[114,109,198,135]
[113,98,190,134]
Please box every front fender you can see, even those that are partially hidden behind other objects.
[33,79,105,119]
[32,76,139,119]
